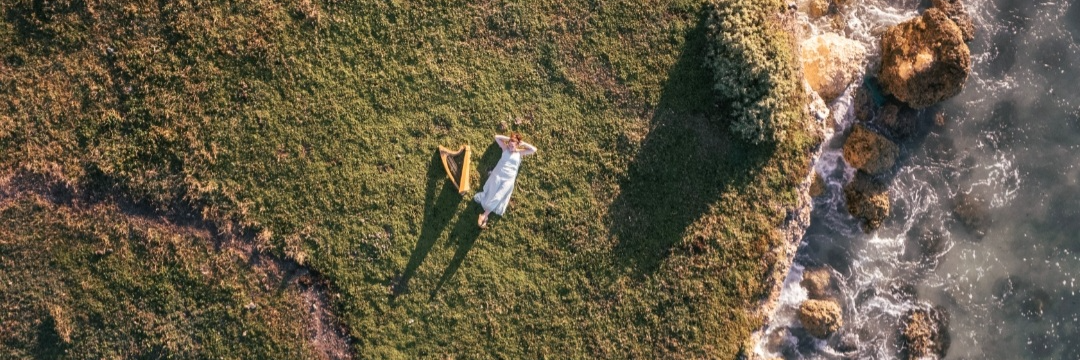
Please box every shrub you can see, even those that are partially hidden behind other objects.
[705,0,805,143]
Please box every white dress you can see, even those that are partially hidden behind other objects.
[474,146,529,216]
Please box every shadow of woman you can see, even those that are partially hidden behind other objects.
[428,143,504,299]
[392,143,503,299]
[430,201,485,300]
[391,152,461,297]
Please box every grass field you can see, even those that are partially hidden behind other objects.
[1,0,818,357]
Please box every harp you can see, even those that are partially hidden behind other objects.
[438,144,473,194]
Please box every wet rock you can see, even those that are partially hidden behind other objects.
[1020,288,1052,320]
[992,276,1054,321]
[855,287,877,306]
[902,218,948,264]
[879,9,972,108]
[877,103,922,138]
[843,124,899,175]
[853,85,874,122]
[835,333,859,353]
[809,171,826,197]
[807,80,831,123]
[932,0,975,42]
[765,326,792,353]
[801,33,868,102]
[917,229,947,256]
[953,192,990,238]
[800,267,835,300]
[901,307,951,360]
[890,281,918,302]
[923,133,957,164]
[844,171,890,231]
[934,111,947,127]
[798,299,843,338]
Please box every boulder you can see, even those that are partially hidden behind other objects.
[798,299,843,338]
[879,9,971,108]
[903,224,948,264]
[802,34,868,102]
[901,307,951,360]
[809,0,829,18]
[844,171,890,231]
[953,192,990,238]
[800,268,834,299]
[853,85,874,122]
[809,171,826,197]
[932,0,975,42]
[843,124,899,175]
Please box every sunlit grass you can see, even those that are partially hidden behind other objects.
[0,0,817,357]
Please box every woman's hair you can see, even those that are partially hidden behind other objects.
[509,132,523,143]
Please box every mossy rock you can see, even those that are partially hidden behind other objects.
[879,9,971,108]
[843,171,890,231]
[843,124,898,175]
[798,299,843,338]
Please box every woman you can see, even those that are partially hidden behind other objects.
[475,132,537,228]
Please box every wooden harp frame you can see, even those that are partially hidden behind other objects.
[438,144,473,194]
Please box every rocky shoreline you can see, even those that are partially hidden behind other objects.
[750,0,976,358]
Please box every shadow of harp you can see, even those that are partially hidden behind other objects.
[438,145,473,194]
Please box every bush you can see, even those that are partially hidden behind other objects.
[706,0,804,143]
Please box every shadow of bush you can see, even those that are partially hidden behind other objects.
[608,13,775,274]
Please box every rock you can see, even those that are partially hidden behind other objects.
[901,307,951,360]
[798,299,843,338]
[953,192,990,238]
[904,224,948,264]
[809,0,829,18]
[934,111,947,127]
[844,171,890,231]
[853,84,874,122]
[809,171,826,197]
[801,268,834,300]
[843,124,899,175]
[878,103,922,138]
[994,276,1053,321]
[879,9,972,108]
[806,80,831,123]
[1020,288,1052,320]
[765,326,791,353]
[801,34,868,102]
[835,333,859,353]
[890,280,918,302]
[878,103,899,128]
[932,0,975,42]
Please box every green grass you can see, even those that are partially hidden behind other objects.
[0,193,317,358]
[1,0,818,357]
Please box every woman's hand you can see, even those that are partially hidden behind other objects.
[494,134,511,150]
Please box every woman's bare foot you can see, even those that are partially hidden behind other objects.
[478,213,488,229]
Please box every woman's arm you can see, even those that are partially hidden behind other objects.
[519,141,538,156]
[494,134,510,150]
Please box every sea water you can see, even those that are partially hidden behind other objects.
[757,0,1080,358]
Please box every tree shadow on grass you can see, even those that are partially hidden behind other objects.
[608,12,775,274]
[392,142,502,298]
